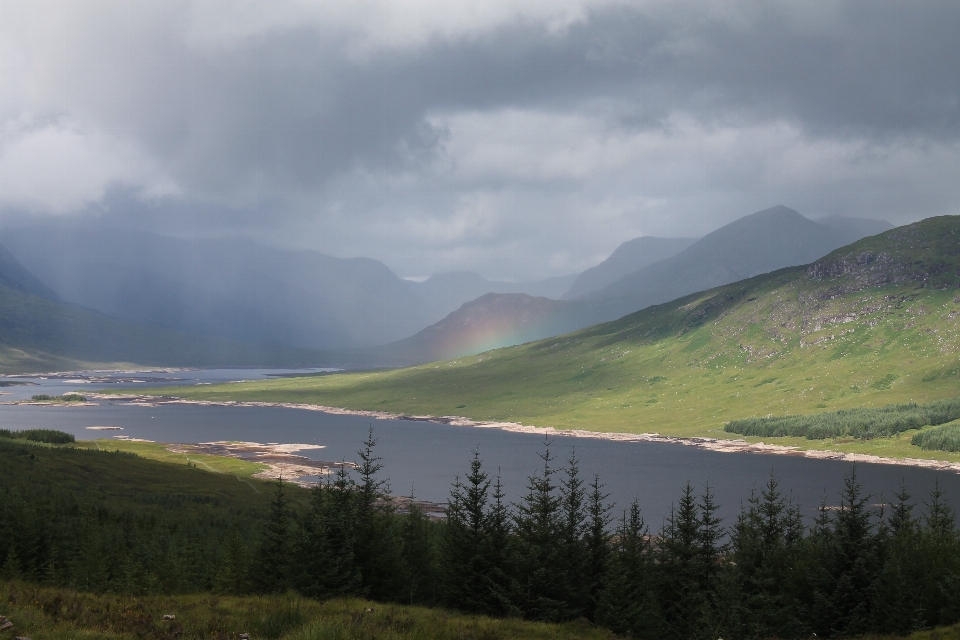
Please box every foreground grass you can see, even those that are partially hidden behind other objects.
[0,581,617,640]
[74,438,268,478]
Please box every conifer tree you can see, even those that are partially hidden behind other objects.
[513,440,565,621]
[730,475,805,639]
[871,483,924,634]
[443,450,492,612]
[399,496,439,605]
[557,449,588,618]
[296,466,362,599]
[583,473,612,621]
[251,476,293,593]
[657,482,703,639]
[597,501,663,638]
[353,427,402,599]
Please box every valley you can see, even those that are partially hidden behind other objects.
[143,217,960,464]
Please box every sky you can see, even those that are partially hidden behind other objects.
[0,0,958,281]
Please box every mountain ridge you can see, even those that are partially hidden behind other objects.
[161,216,960,458]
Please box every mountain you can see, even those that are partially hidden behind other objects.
[412,272,576,319]
[173,216,960,445]
[0,281,326,374]
[580,206,857,310]
[0,242,60,301]
[2,226,434,350]
[366,293,594,365]
[561,236,697,300]
[816,215,894,245]
[374,206,895,365]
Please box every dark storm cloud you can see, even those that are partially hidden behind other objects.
[1,1,959,279]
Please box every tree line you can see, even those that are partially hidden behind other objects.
[4,431,960,638]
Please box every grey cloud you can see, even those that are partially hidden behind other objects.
[1,1,959,280]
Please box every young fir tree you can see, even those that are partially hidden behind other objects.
[443,450,493,613]
[353,427,403,600]
[730,475,805,639]
[251,476,293,593]
[657,482,723,638]
[871,482,925,635]
[596,501,663,638]
[809,466,881,638]
[512,440,565,621]
[583,473,612,621]
[556,449,588,618]
[398,495,440,605]
[917,481,960,627]
[296,465,362,599]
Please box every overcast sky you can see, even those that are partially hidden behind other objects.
[0,0,958,280]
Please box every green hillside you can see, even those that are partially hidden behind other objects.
[0,282,325,374]
[142,216,960,458]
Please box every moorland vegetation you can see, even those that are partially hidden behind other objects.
[146,217,960,463]
[5,431,960,639]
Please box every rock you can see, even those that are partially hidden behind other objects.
[14,637,31,640]
[0,620,13,631]
[364,607,375,613]
[239,634,250,639]
[161,614,176,621]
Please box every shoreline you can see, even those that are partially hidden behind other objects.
[89,393,960,475]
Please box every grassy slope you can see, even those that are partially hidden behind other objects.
[0,440,616,640]
[74,438,269,479]
[0,582,619,640]
[0,283,325,374]
[129,217,960,460]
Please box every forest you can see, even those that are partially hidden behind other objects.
[3,431,960,639]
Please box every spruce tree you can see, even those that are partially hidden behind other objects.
[730,475,805,639]
[513,440,565,621]
[583,473,612,621]
[399,496,439,605]
[296,467,362,599]
[657,482,703,639]
[557,449,588,618]
[251,476,293,593]
[443,450,492,613]
[597,501,663,638]
[353,427,402,600]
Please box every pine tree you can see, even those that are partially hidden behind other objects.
[296,467,362,599]
[583,474,612,621]
[443,450,492,612]
[871,482,924,634]
[251,476,293,593]
[398,495,439,605]
[557,448,588,618]
[512,440,564,621]
[657,482,702,639]
[597,501,663,638]
[730,475,805,639]
[353,427,402,600]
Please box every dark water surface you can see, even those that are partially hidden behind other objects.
[3,369,959,527]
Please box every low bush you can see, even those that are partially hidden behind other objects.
[0,428,75,444]
[911,421,960,452]
[725,396,960,440]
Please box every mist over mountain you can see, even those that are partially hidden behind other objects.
[580,206,890,316]
[381,207,895,365]
[0,279,325,375]
[0,243,60,301]
[562,236,698,300]
[412,272,576,320]
[2,225,434,351]
[364,292,599,365]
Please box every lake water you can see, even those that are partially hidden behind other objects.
[3,368,959,528]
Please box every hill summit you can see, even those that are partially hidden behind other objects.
[173,216,960,443]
